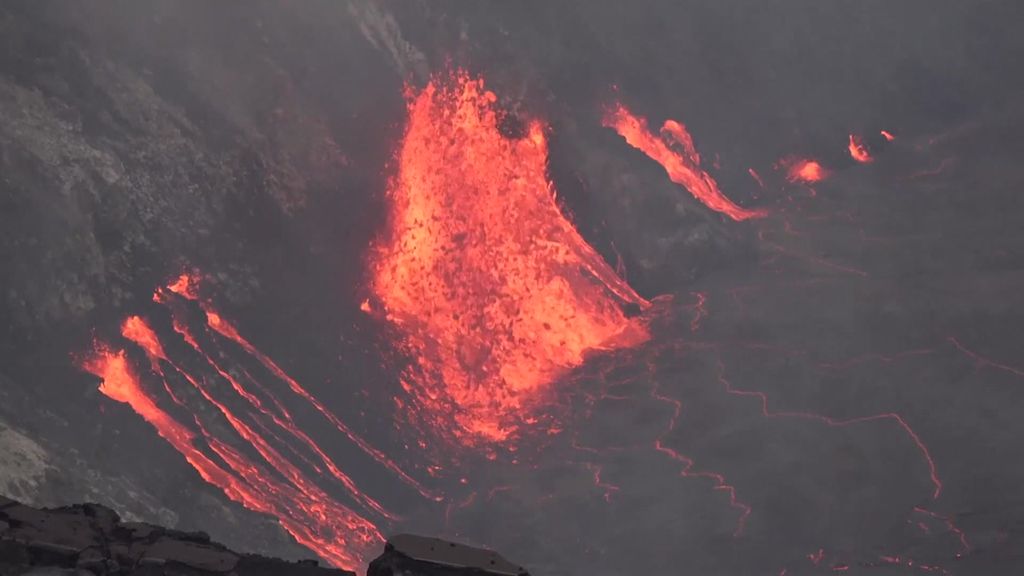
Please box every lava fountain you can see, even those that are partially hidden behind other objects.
[368,71,650,446]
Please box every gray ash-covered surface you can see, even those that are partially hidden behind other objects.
[2,1,1024,575]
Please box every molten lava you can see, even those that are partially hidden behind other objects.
[369,71,650,445]
[783,158,830,184]
[603,103,765,221]
[80,340,383,570]
[848,134,874,163]
[166,272,199,299]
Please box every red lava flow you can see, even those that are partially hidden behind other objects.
[603,103,766,221]
[76,272,458,569]
[368,70,650,446]
[80,339,382,570]
[162,275,435,499]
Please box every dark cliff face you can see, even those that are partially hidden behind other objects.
[0,497,530,576]
[0,495,355,576]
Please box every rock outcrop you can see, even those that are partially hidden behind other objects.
[0,496,353,576]
[368,534,529,576]
[0,497,534,576]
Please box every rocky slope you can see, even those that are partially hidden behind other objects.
[0,495,353,576]
[1,496,530,576]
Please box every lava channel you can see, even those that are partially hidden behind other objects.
[160,274,435,500]
[80,341,382,570]
[603,103,766,221]
[368,70,650,446]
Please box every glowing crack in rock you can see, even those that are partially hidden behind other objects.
[368,71,650,445]
[603,103,766,221]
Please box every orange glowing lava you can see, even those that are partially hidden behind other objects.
[81,342,382,569]
[122,315,169,369]
[156,274,432,499]
[369,71,650,445]
[880,130,896,142]
[604,103,765,221]
[848,134,873,163]
[783,158,830,184]
[166,273,199,299]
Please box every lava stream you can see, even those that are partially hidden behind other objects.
[603,103,765,221]
[161,276,435,499]
[80,343,381,570]
[649,378,751,535]
[369,70,650,445]
[714,357,941,499]
[129,312,396,521]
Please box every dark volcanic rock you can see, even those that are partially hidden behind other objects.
[0,496,353,576]
[368,534,529,576]
[0,498,534,576]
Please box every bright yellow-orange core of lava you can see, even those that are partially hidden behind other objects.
[369,71,650,444]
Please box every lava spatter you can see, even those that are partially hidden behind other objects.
[603,103,766,221]
[368,70,650,446]
[848,134,874,163]
[782,157,830,184]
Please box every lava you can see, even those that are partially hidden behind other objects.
[146,312,399,521]
[948,336,1024,379]
[714,357,941,499]
[881,130,896,142]
[80,341,382,570]
[848,134,874,163]
[82,345,193,447]
[748,167,766,190]
[650,377,751,536]
[603,103,765,221]
[782,157,830,184]
[368,70,650,445]
[159,276,434,499]
[78,273,454,569]
[166,272,199,300]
